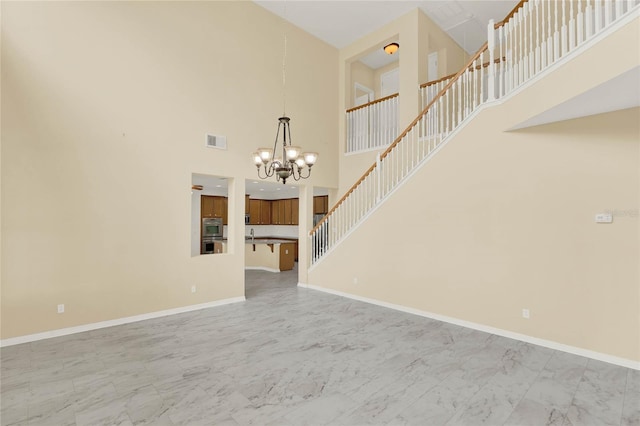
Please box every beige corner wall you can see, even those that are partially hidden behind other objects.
[338,8,466,201]
[310,105,639,362]
[1,1,338,339]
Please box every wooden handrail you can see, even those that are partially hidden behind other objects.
[495,0,528,29]
[419,73,456,89]
[346,93,399,113]
[309,162,377,235]
[419,57,506,89]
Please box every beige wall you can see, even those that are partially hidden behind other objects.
[350,61,375,108]
[1,1,338,339]
[310,106,640,362]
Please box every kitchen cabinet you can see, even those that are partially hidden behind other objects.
[291,199,299,225]
[279,243,296,271]
[271,200,281,225]
[260,200,271,224]
[245,195,250,214]
[201,196,215,218]
[283,199,292,224]
[248,197,298,225]
[313,196,329,215]
[249,199,271,225]
[202,195,228,224]
[270,198,297,225]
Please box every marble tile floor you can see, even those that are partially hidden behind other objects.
[1,268,639,426]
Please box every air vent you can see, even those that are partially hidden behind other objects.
[205,134,227,150]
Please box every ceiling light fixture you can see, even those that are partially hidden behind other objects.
[384,42,399,55]
[252,5,318,184]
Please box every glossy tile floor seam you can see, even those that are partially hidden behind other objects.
[1,267,639,426]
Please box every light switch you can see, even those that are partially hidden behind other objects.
[595,213,613,223]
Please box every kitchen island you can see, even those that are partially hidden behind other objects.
[245,238,297,272]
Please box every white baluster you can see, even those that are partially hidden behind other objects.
[595,0,603,32]
[586,0,594,38]
[487,19,496,101]
[615,0,623,21]
[534,0,540,74]
[561,0,568,56]
[554,0,560,61]
[577,0,585,44]
[569,0,576,50]
[604,0,612,25]
[524,4,529,81]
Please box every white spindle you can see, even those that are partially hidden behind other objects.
[523,2,530,81]
[616,0,624,19]
[595,0,603,32]
[605,0,612,24]
[578,0,585,44]
[534,0,540,73]
[561,0,568,55]
[569,0,576,50]
[584,0,593,40]
[487,19,496,101]
[499,25,505,98]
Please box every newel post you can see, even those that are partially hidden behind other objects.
[487,19,496,101]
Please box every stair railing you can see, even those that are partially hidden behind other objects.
[346,94,399,153]
[311,0,639,265]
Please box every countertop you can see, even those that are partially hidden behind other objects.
[245,237,297,245]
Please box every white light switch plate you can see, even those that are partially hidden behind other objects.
[595,213,613,223]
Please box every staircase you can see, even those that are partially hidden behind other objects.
[310,0,640,266]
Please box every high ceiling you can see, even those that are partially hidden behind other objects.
[254,1,518,69]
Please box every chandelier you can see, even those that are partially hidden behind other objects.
[252,117,317,184]
[251,9,318,185]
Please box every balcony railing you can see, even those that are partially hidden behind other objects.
[346,94,399,154]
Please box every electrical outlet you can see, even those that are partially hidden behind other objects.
[353,277,358,284]
[57,304,65,314]
[522,308,530,319]
[191,286,197,293]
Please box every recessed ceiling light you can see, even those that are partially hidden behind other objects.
[216,185,222,188]
[252,181,258,184]
[259,188,264,191]
[276,188,281,191]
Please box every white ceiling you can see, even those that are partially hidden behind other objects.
[254,1,518,70]
[192,174,329,199]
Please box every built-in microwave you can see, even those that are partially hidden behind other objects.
[202,217,223,238]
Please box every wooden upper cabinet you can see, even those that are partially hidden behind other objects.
[248,197,299,225]
[271,200,280,225]
[249,199,261,225]
[202,196,215,218]
[260,200,271,224]
[202,195,229,224]
[222,197,228,225]
[291,198,299,225]
[245,195,250,214]
[313,196,329,214]
[283,199,292,224]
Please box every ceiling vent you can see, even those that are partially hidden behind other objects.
[206,134,227,150]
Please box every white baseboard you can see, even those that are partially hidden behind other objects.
[298,283,640,371]
[0,296,246,348]
[244,266,280,273]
